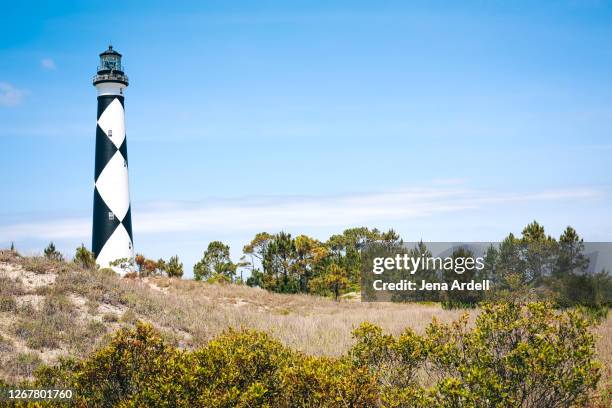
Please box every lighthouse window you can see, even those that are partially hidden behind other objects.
[108,129,112,137]
[101,55,120,70]
[108,212,115,221]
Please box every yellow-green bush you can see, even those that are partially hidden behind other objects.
[279,355,379,407]
[424,303,601,407]
[186,329,293,407]
[29,302,600,407]
[350,322,427,388]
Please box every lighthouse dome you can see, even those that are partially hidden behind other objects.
[93,45,128,86]
[99,45,123,72]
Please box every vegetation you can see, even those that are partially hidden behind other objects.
[194,241,236,282]
[22,302,600,407]
[172,222,610,310]
[165,255,184,278]
[480,223,612,310]
[1,221,610,405]
[310,262,349,301]
[242,228,399,295]
[135,253,182,278]
[74,244,96,269]
[358,222,612,311]
[43,242,63,262]
[109,257,136,275]
[108,221,611,309]
[0,250,610,405]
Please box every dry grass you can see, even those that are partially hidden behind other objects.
[594,320,612,405]
[4,352,42,379]
[141,277,472,354]
[0,250,610,403]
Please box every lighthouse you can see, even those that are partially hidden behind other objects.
[92,45,134,273]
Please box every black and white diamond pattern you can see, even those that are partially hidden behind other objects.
[92,95,134,271]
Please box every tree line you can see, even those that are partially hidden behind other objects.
[362,221,612,310]
[35,221,611,307]
[193,227,400,300]
[190,221,611,309]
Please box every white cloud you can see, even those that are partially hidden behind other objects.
[0,187,602,242]
[0,82,28,107]
[41,58,56,70]
[0,219,89,241]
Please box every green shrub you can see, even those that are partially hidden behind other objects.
[165,255,184,278]
[74,244,96,269]
[424,302,601,407]
[352,302,601,407]
[34,356,80,389]
[44,242,64,262]
[206,273,232,284]
[576,304,609,323]
[70,322,174,407]
[279,355,379,407]
[26,303,601,407]
[187,328,293,407]
[350,322,427,388]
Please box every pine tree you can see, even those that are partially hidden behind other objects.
[44,242,64,261]
[75,244,96,269]
[194,241,235,281]
[166,255,183,278]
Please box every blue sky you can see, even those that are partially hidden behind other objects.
[1,1,611,277]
